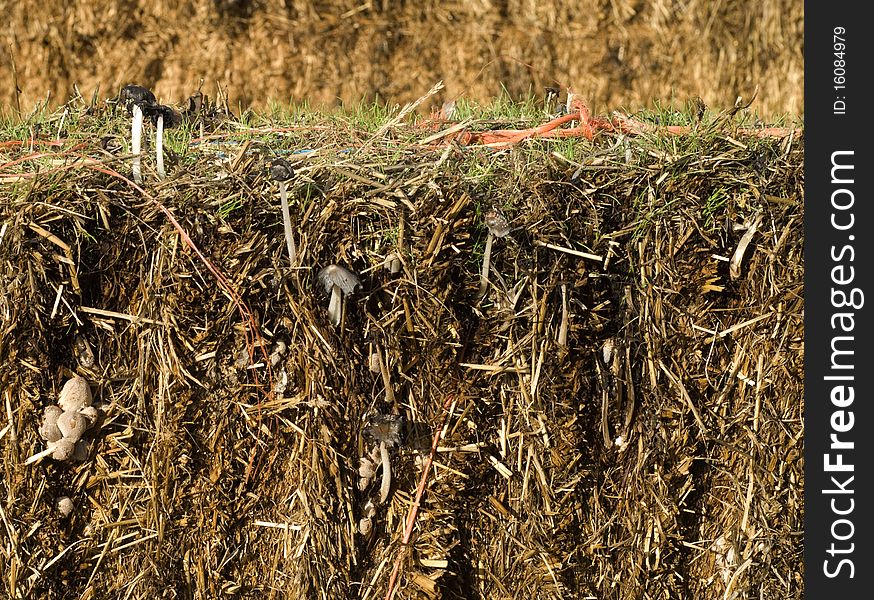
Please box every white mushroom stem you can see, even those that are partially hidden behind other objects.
[24,445,56,465]
[279,180,297,266]
[131,104,143,184]
[327,284,342,326]
[378,441,392,504]
[156,113,165,180]
[478,232,495,296]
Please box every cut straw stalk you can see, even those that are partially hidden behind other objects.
[279,180,297,266]
[131,104,143,184]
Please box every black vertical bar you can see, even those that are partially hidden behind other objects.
[804,3,872,597]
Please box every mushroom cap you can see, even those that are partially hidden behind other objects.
[58,376,92,412]
[72,439,90,462]
[363,414,405,447]
[141,103,182,128]
[317,265,360,296]
[57,496,74,517]
[384,252,402,274]
[79,406,100,426]
[270,158,294,182]
[50,439,75,461]
[57,411,88,441]
[39,405,63,442]
[484,207,510,237]
[119,84,157,113]
[358,517,372,535]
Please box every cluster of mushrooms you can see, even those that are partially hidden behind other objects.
[28,375,99,464]
[117,84,181,183]
[357,413,405,535]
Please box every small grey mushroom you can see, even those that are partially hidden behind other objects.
[141,104,181,179]
[358,498,377,535]
[72,439,90,462]
[118,84,157,113]
[317,265,360,327]
[484,207,510,238]
[358,456,377,480]
[39,406,63,442]
[57,411,88,441]
[358,517,373,535]
[384,252,402,274]
[78,405,99,426]
[363,414,404,504]
[270,158,294,182]
[50,438,75,461]
[479,207,510,296]
[363,413,405,447]
[57,496,74,517]
[58,375,92,412]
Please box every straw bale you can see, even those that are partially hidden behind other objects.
[0,97,802,599]
[1,1,802,117]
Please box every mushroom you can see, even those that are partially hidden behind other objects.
[57,410,88,440]
[50,438,76,461]
[56,496,74,517]
[118,85,159,184]
[358,498,377,535]
[317,265,360,327]
[118,85,156,185]
[478,207,511,296]
[384,252,402,275]
[58,375,92,412]
[270,158,297,267]
[39,406,63,442]
[142,103,181,180]
[119,84,157,109]
[26,375,99,465]
[363,414,404,504]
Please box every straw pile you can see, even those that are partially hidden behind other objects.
[2,0,803,117]
[0,95,803,599]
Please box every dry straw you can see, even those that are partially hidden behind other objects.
[0,91,802,599]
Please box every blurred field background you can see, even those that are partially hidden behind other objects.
[2,0,802,116]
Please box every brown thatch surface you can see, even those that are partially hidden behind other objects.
[2,0,803,117]
[0,96,802,599]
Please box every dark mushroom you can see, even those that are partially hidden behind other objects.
[140,104,181,179]
[118,84,156,114]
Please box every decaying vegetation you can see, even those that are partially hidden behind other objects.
[0,91,803,599]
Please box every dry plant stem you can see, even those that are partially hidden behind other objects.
[384,393,455,600]
[156,114,165,179]
[279,180,296,266]
[478,232,494,296]
[378,441,391,504]
[729,213,762,279]
[131,105,143,184]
